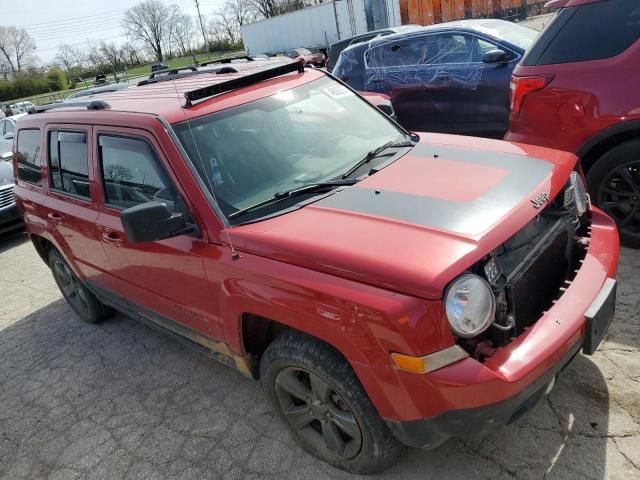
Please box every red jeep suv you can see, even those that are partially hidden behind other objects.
[506,0,640,246]
[12,59,619,473]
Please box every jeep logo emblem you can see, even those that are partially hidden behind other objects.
[531,192,550,209]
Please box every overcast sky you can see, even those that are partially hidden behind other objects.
[1,0,223,64]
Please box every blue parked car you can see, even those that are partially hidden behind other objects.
[333,19,539,138]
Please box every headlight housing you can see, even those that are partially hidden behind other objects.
[566,171,589,216]
[444,274,496,338]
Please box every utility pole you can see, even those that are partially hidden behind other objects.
[195,0,209,54]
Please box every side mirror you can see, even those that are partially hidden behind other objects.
[409,132,420,143]
[377,103,395,118]
[482,49,512,64]
[120,201,193,243]
[3,132,14,141]
[0,151,12,161]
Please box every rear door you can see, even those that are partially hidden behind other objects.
[93,126,221,339]
[41,125,111,279]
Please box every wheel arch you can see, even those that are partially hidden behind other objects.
[577,120,640,173]
[235,308,401,420]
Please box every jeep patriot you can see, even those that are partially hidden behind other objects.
[11,59,619,473]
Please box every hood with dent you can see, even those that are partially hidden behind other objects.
[228,134,577,300]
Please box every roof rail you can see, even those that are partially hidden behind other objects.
[149,65,198,79]
[184,61,304,108]
[29,100,110,114]
[201,55,254,66]
[137,66,239,87]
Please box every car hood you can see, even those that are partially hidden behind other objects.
[0,159,14,187]
[228,134,577,300]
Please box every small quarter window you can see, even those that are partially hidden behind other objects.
[49,131,91,199]
[98,135,178,212]
[16,129,42,186]
[5,121,14,135]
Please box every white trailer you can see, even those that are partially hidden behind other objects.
[241,0,402,55]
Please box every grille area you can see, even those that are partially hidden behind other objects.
[458,186,590,358]
[0,186,15,209]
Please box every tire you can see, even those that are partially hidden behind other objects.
[587,139,640,249]
[49,249,111,324]
[260,330,404,474]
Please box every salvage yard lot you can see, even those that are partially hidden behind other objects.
[0,230,639,480]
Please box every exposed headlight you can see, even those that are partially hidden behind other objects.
[569,171,589,216]
[444,274,496,338]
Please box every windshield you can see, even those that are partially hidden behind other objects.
[477,20,540,50]
[174,77,404,221]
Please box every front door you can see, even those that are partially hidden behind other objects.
[93,127,221,339]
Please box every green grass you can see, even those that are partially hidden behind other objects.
[6,51,242,106]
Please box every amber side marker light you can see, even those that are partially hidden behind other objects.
[391,345,469,374]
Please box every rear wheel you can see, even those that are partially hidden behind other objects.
[260,330,404,474]
[587,140,640,248]
[49,249,110,323]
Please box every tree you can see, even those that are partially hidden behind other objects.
[55,43,78,77]
[85,41,105,71]
[99,41,124,70]
[172,14,197,57]
[121,42,144,66]
[123,0,177,62]
[0,26,36,72]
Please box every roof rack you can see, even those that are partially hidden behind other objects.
[29,100,110,114]
[201,55,254,66]
[149,65,198,80]
[183,61,304,108]
[137,66,239,87]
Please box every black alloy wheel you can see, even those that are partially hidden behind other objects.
[49,249,110,323]
[274,367,363,459]
[594,161,640,233]
[587,140,640,248]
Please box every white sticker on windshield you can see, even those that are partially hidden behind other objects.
[324,84,353,99]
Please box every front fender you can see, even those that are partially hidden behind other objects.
[207,249,454,420]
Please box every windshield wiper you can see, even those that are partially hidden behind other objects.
[341,140,414,179]
[228,179,356,220]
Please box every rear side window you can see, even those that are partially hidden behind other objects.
[49,131,91,199]
[534,0,640,65]
[98,135,178,212]
[16,129,42,186]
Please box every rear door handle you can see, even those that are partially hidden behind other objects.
[47,212,63,221]
[102,230,124,246]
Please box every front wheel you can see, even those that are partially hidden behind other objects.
[49,249,111,324]
[587,139,640,248]
[260,330,404,474]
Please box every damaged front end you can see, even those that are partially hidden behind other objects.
[457,172,591,361]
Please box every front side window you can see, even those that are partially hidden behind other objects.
[174,77,404,222]
[98,135,178,211]
[16,129,42,186]
[49,131,90,199]
[367,33,474,68]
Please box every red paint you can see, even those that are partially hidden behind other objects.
[505,18,640,156]
[12,66,619,424]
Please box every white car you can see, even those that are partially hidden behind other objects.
[8,101,35,114]
[0,114,27,155]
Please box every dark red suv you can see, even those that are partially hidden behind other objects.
[506,0,640,246]
[12,59,619,473]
